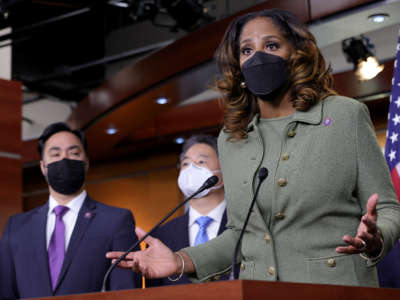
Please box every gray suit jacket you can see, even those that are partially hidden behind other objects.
[183,96,400,287]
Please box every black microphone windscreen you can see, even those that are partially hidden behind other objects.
[204,175,219,188]
[258,167,268,180]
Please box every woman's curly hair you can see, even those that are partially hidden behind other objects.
[215,9,336,141]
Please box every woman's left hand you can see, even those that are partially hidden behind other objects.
[336,193,383,256]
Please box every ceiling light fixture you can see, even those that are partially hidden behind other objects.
[342,35,384,81]
[106,125,118,135]
[368,13,389,23]
[108,0,130,8]
[156,97,168,105]
[175,137,185,144]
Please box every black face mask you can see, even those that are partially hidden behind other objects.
[241,51,289,100]
[46,158,86,195]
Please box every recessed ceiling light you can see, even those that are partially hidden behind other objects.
[156,97,168,105]
[108,0,129,8]
[106,126,118,135]
[368,13,389,23]
[175,137,185,144]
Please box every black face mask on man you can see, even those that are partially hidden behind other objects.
[46,158,86,195]
[241,51,289,100]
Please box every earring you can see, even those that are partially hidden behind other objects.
[240,81,247,89]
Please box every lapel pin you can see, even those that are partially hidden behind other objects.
[84,212,93,219]
[323,117,333,127]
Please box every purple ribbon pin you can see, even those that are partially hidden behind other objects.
[323,117,333,127]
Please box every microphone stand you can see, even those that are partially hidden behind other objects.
[229,167,268,280]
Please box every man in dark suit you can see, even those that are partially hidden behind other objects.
[147,135,227,287]
[0,122,141,299]
[378,240,400,288]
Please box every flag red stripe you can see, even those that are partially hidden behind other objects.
[391,167,400,202]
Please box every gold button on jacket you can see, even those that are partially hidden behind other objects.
[327,258,336,268]
[268,267,276,276]
[277,178,287,186]
[264,233,271,242]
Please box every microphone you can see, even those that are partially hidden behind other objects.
[101,175,219,292]
[229,167,268,280]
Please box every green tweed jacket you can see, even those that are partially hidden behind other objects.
[183,95,400,287]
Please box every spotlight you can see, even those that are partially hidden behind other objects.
[342,35,384,81]
[355,56,384,81]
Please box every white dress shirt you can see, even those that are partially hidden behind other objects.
[46,190,86,250]
[188,200,226,247]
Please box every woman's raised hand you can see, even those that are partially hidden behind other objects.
[336,193,383,256]
[106,227,181,278]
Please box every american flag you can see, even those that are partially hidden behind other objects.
[379,31,400,289]
[385,31,400,202]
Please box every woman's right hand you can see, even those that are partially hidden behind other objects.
[106,227,181,278]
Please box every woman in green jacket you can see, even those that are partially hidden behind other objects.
[107,9,400,287]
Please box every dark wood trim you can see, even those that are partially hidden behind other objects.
[309,0,381,20]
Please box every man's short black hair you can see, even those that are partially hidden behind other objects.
[38,122,88,158]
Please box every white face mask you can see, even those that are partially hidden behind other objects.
[178,163,223,198]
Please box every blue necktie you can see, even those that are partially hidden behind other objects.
[194,216,213,246]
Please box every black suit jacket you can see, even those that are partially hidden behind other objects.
[0,196,141,299]
[146,210,228,287]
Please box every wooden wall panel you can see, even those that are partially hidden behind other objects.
[22,139,40,164]
[86,168,182,233]
[377,131,386,148]
[0,79,22,233]
[23,193,47,212]
[0,158,22,231]
[0,79,22,153]
[87,152,183,231]
[365,97,390,130]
